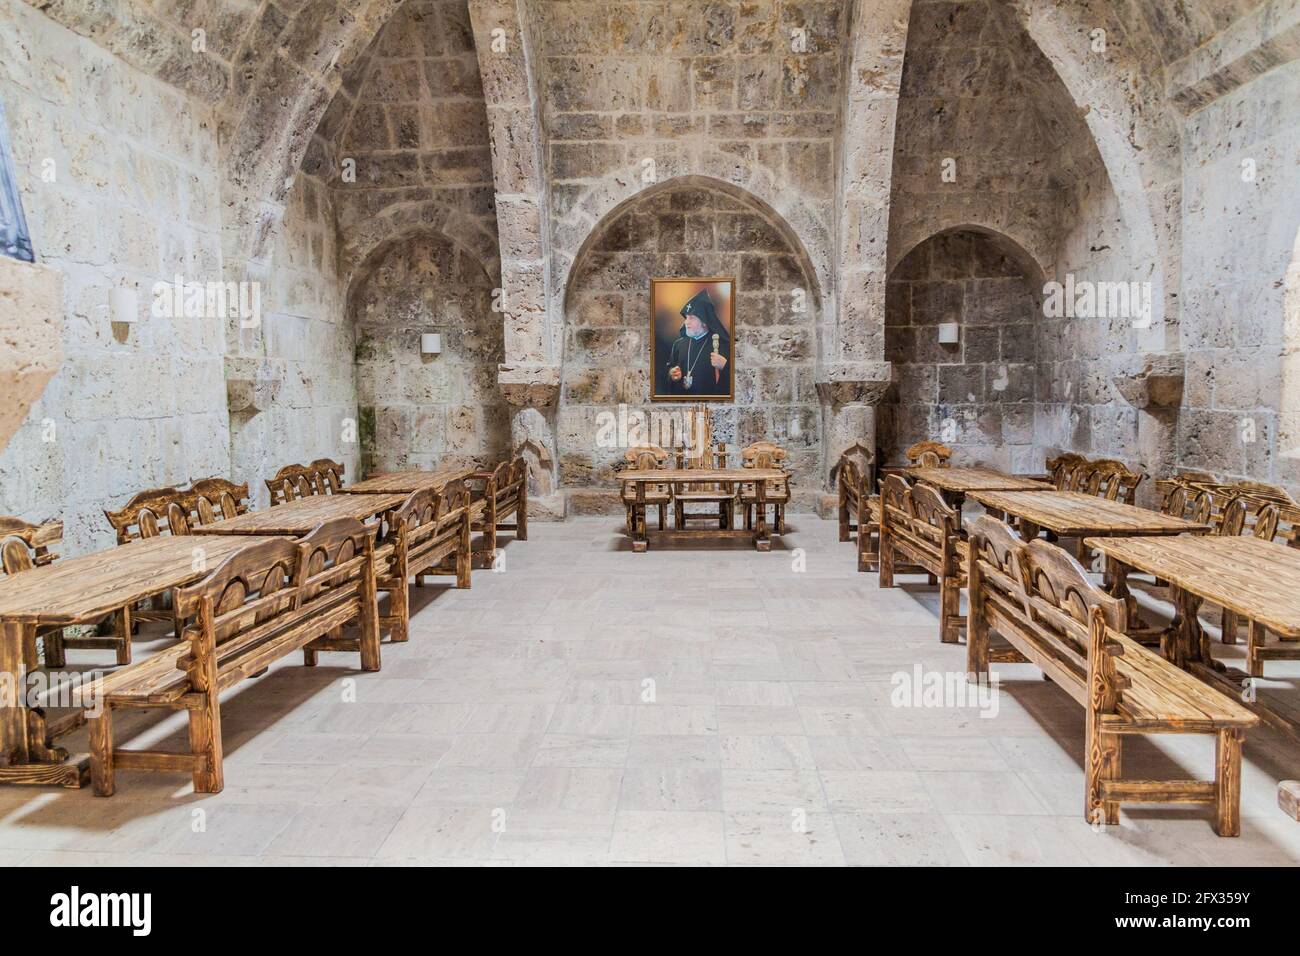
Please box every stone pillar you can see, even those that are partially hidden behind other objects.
[1111,353,1185,507]
[0,256,62,455]
[499,363,564,520]
[815,362,892,516]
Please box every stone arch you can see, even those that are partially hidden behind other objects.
[218,0,407,273]
[1014,0,1184,352]
[346,224,508,475]
[339,198,502,293]
[557,170,832,345]
[889,222,1051,287]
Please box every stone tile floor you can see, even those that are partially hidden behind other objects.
[3,516,1299,866]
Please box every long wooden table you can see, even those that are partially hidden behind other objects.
[1086,534,1300,741]
[190,493,409,536]
[970,490,1210,541]
[341,467,478,495]
[906,467,1054,519]
[0,534,284,787]
[620,468,786,552]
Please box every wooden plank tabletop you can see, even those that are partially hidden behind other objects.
[0,535,285,624]
[190,493,409,536]
[1085,535,1300,639]
[969,490,1210,537]
[620,468,786,482]
[906,467,1055,493]
[342,466,478,495]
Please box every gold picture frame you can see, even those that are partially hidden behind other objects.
[649,277,735,402]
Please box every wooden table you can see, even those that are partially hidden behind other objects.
[906,467,1054,518]
[341,467,478,495]
[0,534,284,787]
[970,490,1210,541]
[620,468,786,552]
[1086,534,1300,741]
[190,493,409,536]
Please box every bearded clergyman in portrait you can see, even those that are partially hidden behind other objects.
[651,280,735,401]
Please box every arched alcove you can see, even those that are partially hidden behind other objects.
[883,226,1045,472]
[347,230,509,476]
[558,178,824,512]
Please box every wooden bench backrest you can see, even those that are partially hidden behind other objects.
[190,478,250,524]
[1018,539,1126,647]
[266,464,322,505]
[310,459,346,494]
[105,487,189,543]
[906,440,952,468]
[0,517,62,575]
[967,514,1026,619]
[881,474,959,573]
[1046,453,1086,490]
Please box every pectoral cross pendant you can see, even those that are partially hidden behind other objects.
[685,373,693,389]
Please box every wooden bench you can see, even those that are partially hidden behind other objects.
[472,458,527,559]
[965,516,1259,836]
[266,459,346,505]
[878,475,966,643]
[375,483,474,642]
[837,455,879,572]
[86,517,382,796]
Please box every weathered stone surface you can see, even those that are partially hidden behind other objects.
[0,257,62,455]
[1111,352,1186,410]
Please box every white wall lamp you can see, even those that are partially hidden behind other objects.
[420,332,442,356]
[109,285,138,343]
[937,322,960,345]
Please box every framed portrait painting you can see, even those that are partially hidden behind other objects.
[650,277,735,402]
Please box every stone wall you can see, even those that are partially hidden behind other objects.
[351,231,509,474]
[0,0,230,553]
[883,229,1041,472]
[559,182,821,512]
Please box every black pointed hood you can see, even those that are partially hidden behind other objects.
[679,289,729,342]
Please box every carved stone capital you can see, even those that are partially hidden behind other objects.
[1111,352,1185,410]
[498,363,561,408]
[815,362,892,407]
[225,357,283,415]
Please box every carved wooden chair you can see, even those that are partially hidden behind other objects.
[619,444,672,536]
[837,455,880,572]
[905,440,953,469]
[738,441,790,534]
[1046,453,1087,491]
[104,487,196,652]
[0,517,79,667]
[671,404,735,529]
[88,518,381,796]
[879,475,966,643]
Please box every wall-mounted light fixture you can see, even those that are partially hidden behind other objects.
[937,322,960,345]
[109,286,137,343]
[420,332,442,355]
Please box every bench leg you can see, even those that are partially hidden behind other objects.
[1247,621,1264,679]
[1214,728,1243,837]
[838,493,849,541]
[88,709,115,797]
[657,504,665,531]
[114,606,132,666]
[939,576,962,644]
[1084,723,1121,827]
[517,490,528,541]
[879,534,895,588]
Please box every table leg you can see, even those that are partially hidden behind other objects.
[752,480,771,552]
[1102,556,1141,630]
[1168,584,1208,670]
[632,483,648,553]
[1018,519,1040,542]
[0,620,83,787]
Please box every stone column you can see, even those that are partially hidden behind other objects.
[815,362,892,516]
[1111,352,1185,507]
[500,363,564,520]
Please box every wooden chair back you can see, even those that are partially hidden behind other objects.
[1046,453,1086,491]
[675,404,728,491]
[0,517,62,575]
[906,440,952,468]
[624,444,669,470]
[741,441,786,470]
